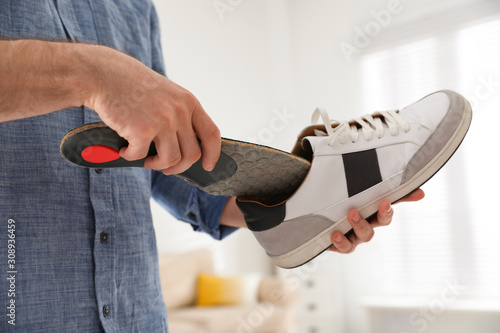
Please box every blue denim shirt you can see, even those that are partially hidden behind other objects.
[0,1,235,332]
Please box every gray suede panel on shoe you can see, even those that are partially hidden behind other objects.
[252,215,334,257]
[401,90,466,184]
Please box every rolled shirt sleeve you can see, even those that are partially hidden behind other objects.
[151,170,238,240]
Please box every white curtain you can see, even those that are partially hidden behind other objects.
[359,1,500,300]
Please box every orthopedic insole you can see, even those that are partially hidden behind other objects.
[60,122,311,199]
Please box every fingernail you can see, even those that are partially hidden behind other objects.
[334,234,343,243]
[386,205,393,215]
[352,211,360,223]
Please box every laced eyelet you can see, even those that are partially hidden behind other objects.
[312,108,410,145]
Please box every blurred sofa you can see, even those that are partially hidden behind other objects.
[158,248,298,333]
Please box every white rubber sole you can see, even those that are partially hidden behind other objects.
[271,98,473,269]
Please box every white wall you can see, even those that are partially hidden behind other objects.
[152,0,300,147]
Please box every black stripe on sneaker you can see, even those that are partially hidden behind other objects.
[342,149,383,197]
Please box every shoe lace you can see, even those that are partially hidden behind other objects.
[311,107,411,145]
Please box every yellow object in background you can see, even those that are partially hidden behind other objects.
[196,274,259,306]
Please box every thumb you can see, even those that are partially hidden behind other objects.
[119,139,151,161]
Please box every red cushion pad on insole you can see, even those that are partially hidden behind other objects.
[81,145,120,163]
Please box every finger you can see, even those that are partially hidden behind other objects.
[347,209,375,243]
[369,200,393,228]
[161,131,201,175]
[396,188,425,204]
[330,231,355,254]
[119,139,151,161]
[144,131,181,170]
[192,107,221,172]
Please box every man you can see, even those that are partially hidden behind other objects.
[0,1,422,331]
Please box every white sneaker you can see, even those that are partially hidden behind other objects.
[237,90,472,268]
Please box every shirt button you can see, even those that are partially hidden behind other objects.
[95,168,102,173]
[103,305,110,317]
[100,232,109,243]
